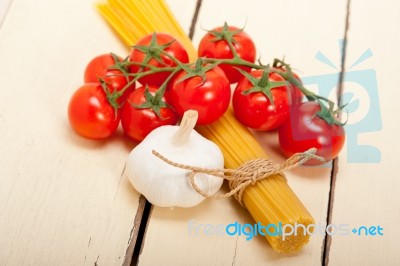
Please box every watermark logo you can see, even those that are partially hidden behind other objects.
[302,40,382,163]
[187,220,384,241]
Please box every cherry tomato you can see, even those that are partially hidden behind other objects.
[166,66,231,125]
[84,53,134,104]
[129,33,189,87]
[198,25,256,83]
[121,86,178,142]
[232,70,290,130]
[68,83,120,139]
[278,102,345,165]
[273,67,304,104]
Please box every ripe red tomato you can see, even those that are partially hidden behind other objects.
[121,86,178,142]
[278,102,345,165]
[232,70,290,130]
[166,66,231,125]
[198,25,256,84]
[273,67,304,104]
[68,83,120,139]
[129,33,189,87]
[84,53,134,104]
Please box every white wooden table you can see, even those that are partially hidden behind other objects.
[0,0,399,265]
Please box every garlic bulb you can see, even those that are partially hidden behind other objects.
[126,110,224,207]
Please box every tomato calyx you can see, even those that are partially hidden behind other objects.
[131,32,176,68]
[314,100,347,126]
[130,85,170,119]
[237,67,287,104]
[107,53,131,81]
[130,67,180,119]
[207,22,243,57]
[175,58,219,85]
[208,22,243,42]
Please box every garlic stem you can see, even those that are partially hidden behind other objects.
[172,110,198,146]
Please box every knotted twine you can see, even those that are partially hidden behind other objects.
[152,148,325,207]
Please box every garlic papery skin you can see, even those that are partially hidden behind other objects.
[125,110,224,208]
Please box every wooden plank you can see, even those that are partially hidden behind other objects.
[0,0,11,27]
[0,0,142,265]
[137,0,348,265]
[165,0,200,37]
[328,0,400,265]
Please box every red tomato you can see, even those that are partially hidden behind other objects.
[273,67,304,104]
[198,25,256,83]
[68,83,120,139]
[278,102,345,165]
[166,66,231,125]
[84,54,134,104]
[129,33,189,87]
[121,86,178,142]
[232,70,290,130]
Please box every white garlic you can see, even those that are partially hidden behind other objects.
[126,110,224,207]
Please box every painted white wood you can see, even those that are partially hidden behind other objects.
[329,0,400,265]
[0,0,141,265]
[165,0,199,36]
[0,0,12,27]
[138,0,347,265]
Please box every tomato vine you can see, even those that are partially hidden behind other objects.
[104,28,345,126]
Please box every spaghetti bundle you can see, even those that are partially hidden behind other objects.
[196,110,315,253]
[97,0,314,253]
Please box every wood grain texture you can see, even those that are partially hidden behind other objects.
[329,0,400,265]
[0,0,142,265]
[137,0,347,265]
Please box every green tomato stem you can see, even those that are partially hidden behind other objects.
[106,32,345,126]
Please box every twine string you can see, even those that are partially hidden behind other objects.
[151,148,324,206]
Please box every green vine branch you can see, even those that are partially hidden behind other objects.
[100,25,346,125]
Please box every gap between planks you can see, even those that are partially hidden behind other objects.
[322,0,351,265]
[122,195,148,266]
